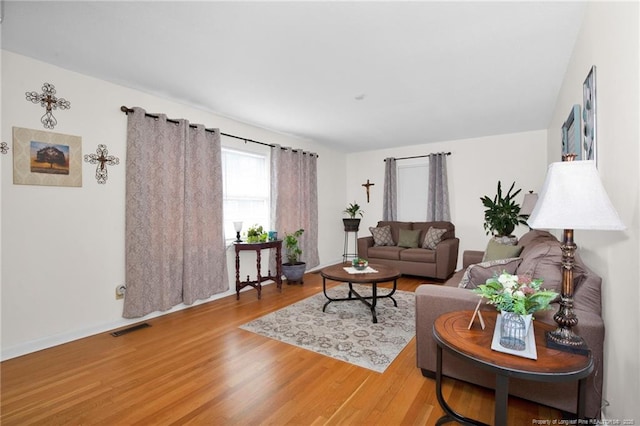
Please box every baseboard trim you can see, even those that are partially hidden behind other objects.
[0,285,245,361]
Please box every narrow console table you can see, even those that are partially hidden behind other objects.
[433,311,593,425]
[234,240,283,300]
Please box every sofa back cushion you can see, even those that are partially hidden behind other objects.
[516,230,597,313]
[572,253,602,315]
[376,221,412,245]
[410,221,456,242]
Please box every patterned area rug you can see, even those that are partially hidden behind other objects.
[239,284,415,373]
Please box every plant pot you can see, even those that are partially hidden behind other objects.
[492,235,518,246]
[282,262,306,284]
[343,218,361,232]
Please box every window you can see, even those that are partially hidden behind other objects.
[397,162,428,221]
[222,147,270,240]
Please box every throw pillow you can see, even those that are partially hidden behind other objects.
[482,239,524,262]
[458,257,523,289]
[397,229,421,248]
[422,227,447,249]
[369,225,394,246]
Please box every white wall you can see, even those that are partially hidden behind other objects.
[345,130,548,266]
[1,51,347,359]
[546,2,639,420]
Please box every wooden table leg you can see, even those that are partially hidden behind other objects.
[577,377,587,419]
[495,375,509,426]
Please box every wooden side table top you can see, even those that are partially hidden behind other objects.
[320,263,401,284]
[233,240,282,250]
[434,310,593,380]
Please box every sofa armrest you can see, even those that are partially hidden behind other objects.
[415,284,487,372]
[434,238,459,279]
[462,250,485,269]
[357,236,374,259]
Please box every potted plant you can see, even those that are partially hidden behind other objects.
[282,228,305,284]
[480,181,528,238]
[245,224,268,243]
[473,271,558,351]
[343,202,364,232]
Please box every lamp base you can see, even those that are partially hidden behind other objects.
[545,329,590,356]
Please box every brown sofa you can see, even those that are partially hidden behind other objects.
[415,230,605,418]
[357,221,459,280]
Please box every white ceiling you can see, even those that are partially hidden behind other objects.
[1,1,585,152]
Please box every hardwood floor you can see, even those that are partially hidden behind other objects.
[1,272,560,425]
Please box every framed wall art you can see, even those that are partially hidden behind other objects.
[12,127,82,187]
[582,65,597,165]
[561,104,582,161]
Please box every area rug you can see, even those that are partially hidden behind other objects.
[239,284,415,373]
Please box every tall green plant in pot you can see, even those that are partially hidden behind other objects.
[282,229,305,284]
[481,181,528,237]
[343,202,364,232]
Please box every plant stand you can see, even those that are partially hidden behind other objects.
[343,230,359,263]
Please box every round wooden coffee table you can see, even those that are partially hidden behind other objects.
[433,310,593,425]
[320,263,401,323]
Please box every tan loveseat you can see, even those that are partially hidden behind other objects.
[357,221,459,279]
[415,230,605,418]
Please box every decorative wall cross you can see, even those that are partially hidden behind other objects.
[0,142,8,155]
[362,179,375,203]
[25,82,71,129]
[84,144,120,184]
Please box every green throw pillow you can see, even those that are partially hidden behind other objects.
[483,239,524,262]
[397,229,421,248]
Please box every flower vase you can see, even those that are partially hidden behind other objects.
[499,311,532,351]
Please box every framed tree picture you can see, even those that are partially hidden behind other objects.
[12,127,82,187]
[582,66,597,166]
[561,104,581,161]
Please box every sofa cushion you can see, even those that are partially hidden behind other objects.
[482,239,524,261]
[376,221,412,245]
[397,228,421,248]
[369,225,394,246]
[400,248,437,263]
[422,227,447,249]
[516,236,586,296]
[573,254,600,314]
[368,245,404,260]
[412,221,455,241]
[458,257,523,289]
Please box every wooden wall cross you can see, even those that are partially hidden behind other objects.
[362,179,375,203]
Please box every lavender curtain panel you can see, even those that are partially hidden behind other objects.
[270,145,319,273]
[182,124,229,305]
[383,157,397,221]
[426,153,451,221]
[123,107,228,318]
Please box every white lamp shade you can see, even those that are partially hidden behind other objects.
[233,221,243,232]
[527,161,625,230]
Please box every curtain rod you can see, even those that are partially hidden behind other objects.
[120,106,317,156]
[383,152,451,162]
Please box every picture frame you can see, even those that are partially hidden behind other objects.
[561,104,582,160]
[582,65,597,166]
[12,127,82,187]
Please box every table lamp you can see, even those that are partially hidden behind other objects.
[233,221,243,243]
[527,160,625,354]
